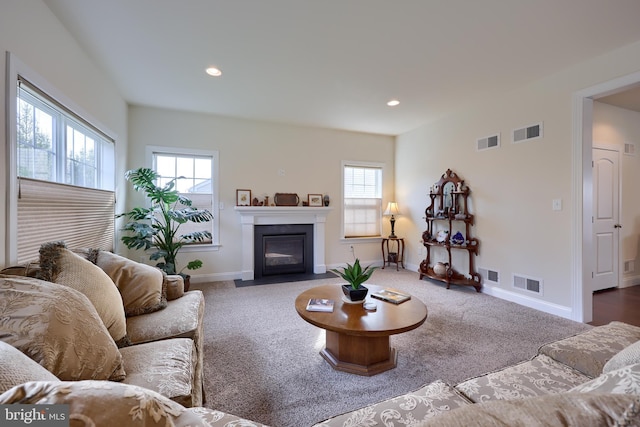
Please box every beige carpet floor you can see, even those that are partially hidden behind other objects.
[193,269,591,427]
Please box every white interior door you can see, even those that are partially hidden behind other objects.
[592,147,620,292]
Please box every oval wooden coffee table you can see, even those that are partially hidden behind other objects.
[295,283,428,376]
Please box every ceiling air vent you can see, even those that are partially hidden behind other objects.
[513,122,543,143]
[513,273,543,295]
[624,143,636,156]
[479,267,499,284]
[477,134,500,151]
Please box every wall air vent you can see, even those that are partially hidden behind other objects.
[513,122,543,143]
[624,143,636,156]
[479,267,499,284]
[513,273,543,295]
[624,260,635,274]
[477,133,500,151]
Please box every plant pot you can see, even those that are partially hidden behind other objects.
[341,284,368,302]
[180,273,191,292]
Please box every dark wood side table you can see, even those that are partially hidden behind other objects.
[382,237,405,270]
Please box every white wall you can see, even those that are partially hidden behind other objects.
[0,1,128,267]
[397,40,640,318]
[127,106,394,281]
[593,101,640,287]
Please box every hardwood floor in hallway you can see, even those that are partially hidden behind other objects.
[589,285,640,327]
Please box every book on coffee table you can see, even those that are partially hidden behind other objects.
[306,298,334,312]
[371,289,411,304]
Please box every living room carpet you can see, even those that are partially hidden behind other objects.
[193,269,591,427]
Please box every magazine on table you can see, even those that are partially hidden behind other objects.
[371,289,411,304]
[306,298,334,312]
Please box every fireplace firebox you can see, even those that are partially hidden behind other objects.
[254,224,314,279]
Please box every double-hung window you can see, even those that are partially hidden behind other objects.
[148,146,219,249]
[342,162,383,238]
[7,53,116,264]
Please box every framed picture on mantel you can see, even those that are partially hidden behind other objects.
[236,189,251,206]
[308,194,323,207]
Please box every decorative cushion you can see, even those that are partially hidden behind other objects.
[38,241,128,346]
[0,274,126,381]
[90,249,167,317]
[538,321,640,378]
[455,354,590,403]
[313,380,471,427]
[604,340,640,373]
[416,393,640,427]
[0,341,60,395]
[119,338,198,407]
[570,362,640,395]
[0,381,267,427]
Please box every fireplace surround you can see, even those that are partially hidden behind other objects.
[235,206,331,281]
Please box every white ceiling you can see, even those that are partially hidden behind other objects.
[43,0,640,136]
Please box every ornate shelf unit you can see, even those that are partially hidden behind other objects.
[419,169,481,292]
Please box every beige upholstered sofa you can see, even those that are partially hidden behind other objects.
[315,321,640,426]
[0,242,266,426]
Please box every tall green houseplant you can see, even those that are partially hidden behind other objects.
[118,167,213,276]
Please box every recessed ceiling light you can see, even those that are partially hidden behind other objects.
[387,99,400,107]
[206,67,222,77]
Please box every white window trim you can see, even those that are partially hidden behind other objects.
[340,160,386,241]
[5,52,117,265]
[145,145,220,251]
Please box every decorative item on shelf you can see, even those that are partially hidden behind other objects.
[323,194,330,206]
[383,202,401,238]
[252,197,264,206]
[308,194,323,207]
[264,195,269,206]
[274,193,300,206]
[236,189,251,206]
[451,231,465,245]
[436,230,449,243]
[331,259,377,303]
[433,262,449,277]
[117,168,213,279]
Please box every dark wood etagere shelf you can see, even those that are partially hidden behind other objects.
[419,169,481,292]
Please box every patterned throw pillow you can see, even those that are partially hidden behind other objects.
[0,275,126,381]
[603,340,640,374]
[570,362,640,395]
[0,341,60,395]
[39,241,129,347]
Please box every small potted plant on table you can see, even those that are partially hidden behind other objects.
[331,259,377,302]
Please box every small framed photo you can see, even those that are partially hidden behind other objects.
[236,189,252,206]
[308,194,323,207]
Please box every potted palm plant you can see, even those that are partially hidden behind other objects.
[331,259,378,302]
[117,168,213,290]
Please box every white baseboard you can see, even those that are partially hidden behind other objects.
[622,274,640,288]
[482,284,573,320]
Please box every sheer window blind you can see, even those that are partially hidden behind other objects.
[17,177,115,263]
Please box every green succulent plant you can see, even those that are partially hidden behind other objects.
[331,259,378,290]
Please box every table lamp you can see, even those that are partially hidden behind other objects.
[383,202,401,238]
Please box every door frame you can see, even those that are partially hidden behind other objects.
[572,70,640,322]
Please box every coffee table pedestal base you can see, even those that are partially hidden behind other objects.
[320,330,397,376]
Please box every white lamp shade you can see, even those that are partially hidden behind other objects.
[384,202,401,216]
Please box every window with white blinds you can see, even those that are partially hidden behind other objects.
[343,163,383,238]
[6,55,116,265]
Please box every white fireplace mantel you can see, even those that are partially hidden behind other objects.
[235,206,332,280]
